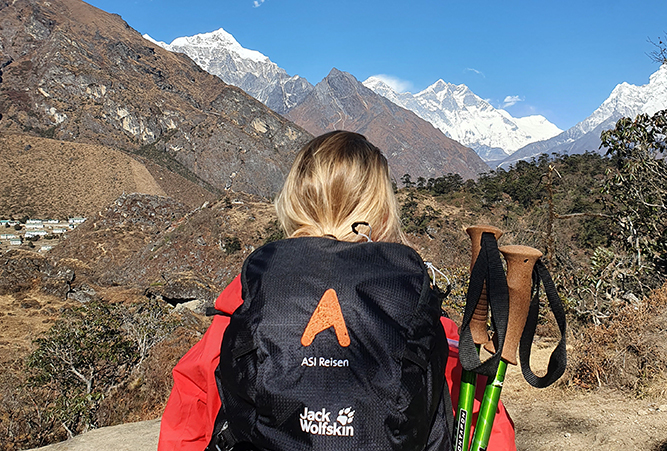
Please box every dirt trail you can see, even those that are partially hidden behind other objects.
[502,340,667,451]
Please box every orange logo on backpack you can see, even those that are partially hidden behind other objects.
[301,289,350,347]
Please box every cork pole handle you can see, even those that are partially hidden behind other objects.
[484,245,542,365]
[465,225,503,345]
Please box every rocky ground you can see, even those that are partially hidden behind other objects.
[502,340,667,451]
[26,420,161,451]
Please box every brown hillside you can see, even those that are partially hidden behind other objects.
[286,68,488,180]
[0,133,215,217]
[0,0,312,197]
[46,192,279,292]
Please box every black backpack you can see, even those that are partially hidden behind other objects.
[207,237,453,451]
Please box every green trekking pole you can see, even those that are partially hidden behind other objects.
[469,245,542,451]
[453,225,502,451]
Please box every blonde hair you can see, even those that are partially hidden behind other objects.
[275,131,405,243]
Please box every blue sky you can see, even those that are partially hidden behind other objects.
[86,0,666,130]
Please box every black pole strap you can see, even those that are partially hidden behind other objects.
[458,232,510,378]
[518,259,567,388]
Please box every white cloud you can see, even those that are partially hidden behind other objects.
[253,0,265,7]
[502,95,524,108]
[368,74,414,93]
[465,67,485,78]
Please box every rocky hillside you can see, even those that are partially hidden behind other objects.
[9,188,469,318]
[285,69,488,180]
[44,192,281,305]
[0,0,312,198]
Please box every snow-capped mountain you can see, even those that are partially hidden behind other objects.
[285,68,488,180]
[499,64,667,168]
[144,29,313,114]
[363,77,562,162]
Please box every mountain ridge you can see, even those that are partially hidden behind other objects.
[149,27,560,164]
[498,64,667,168]
[285,68,489,180]
[363,76,562,161]
[147,29,314,114]
[0,0,312,198]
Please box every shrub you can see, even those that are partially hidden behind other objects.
[601,110,667,273]
[567,284,667,396]
[27,301,138,438]
[223,236,241,255]
[25,298,180,441]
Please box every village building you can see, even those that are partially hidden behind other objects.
[25,230,49,238]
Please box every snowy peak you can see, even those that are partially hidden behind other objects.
[363,76,562,160]
[155,27,277,75]
[419,80,495,113]
[562,64,667,142]
[169,28,269,64]
[514,115,563,137]
[575,64,667,136]
[363,76,397,97]
[142,34,167,47]
[148,28,313,114]
[498,64,667,169]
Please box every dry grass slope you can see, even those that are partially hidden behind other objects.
[0,133,216,218]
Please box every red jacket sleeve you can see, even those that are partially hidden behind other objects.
[158,275,243,451]
[442,317,517,451]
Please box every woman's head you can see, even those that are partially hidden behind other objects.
[275,131,405,243]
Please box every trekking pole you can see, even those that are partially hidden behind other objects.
[453,225,502,451]
[469,245,542,451]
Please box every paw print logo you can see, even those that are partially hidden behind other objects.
[337,407,355,425]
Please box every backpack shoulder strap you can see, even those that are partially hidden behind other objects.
[206,307,232,317]
[206,403,235,451]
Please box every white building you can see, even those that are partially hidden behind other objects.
[25,230,48,238]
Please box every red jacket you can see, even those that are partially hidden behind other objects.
[158,275,516,450]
